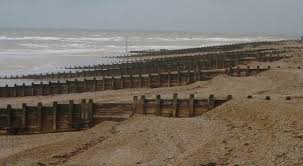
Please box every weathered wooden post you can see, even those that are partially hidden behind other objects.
[186,70,191,83]
[22,103,27,128]
[189,94,195,117]
[48,81,53,95]
[68,100,74,127]
[156,95,161,116]
[195,70,201,81]
[130,74,133,88]
[168,72,171,87]
[13,84,17,97]
[31,83,35,96]
[208,94,215,110]
[246,66,251,76]
[88,99,94,126]
[4,85,8,97]
[81,99,87,121]
[102,77,106,90]
[177,70,181,85]
[257,65,260,73]
[140,95,146,115]
[84,79,88,92]
[148,73,152,87]
[111,76,115,89]
[227,95,233,100]
[158,73,161,87]
[75,79,79,93]
[37,102,43,131]
[133,96,138,113]
[21,83,25,97]
[52,102,57,131]
[237,67,241,77]
[65,80,69,94]
[120,75,124,89]
[7,104,12,127]
[90,78,95,92]
[172,93,178,117]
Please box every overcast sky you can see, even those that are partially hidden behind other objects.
[0,0,303,34]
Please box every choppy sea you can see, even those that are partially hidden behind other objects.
[0,28,293,78]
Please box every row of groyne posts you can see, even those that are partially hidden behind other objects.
[0,50,287,79]
[0,66,270,97]
[0,93,295,135]
[117,40,290,57]
[0,94,231,135]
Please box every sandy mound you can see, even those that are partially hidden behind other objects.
[2,99,303,166]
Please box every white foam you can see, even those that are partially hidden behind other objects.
[204,37,271,42]
[19,43,49,48]
[0,48,108,57]
[146,36,280,43]
[0,36,61,41]
[0,36,124,42]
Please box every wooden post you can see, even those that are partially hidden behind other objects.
[158,73,161,87]
[156,95,161,116]
[257,65,260,73]
[52,102,57,130]
[13,84,17,97]
[21,83,25,97]
[88,99,94,126]
[31,83,35,96]
[4,85,8,97]
[90,78,95,91]
[68,100,74,127]
[111,76,115,89]
[172,93,178,117]
[186,70,191,83]
[130,75,133,88]
[140,95,146,114]
[139,74,143,88]
[148,73,151,87]
[37,102,43,131]
[22,103,27,128]
[227,95,233,100]
[48,81,52,95]
[84,79,88,92]
[121,76,124,89]
[75,79,79,93]
[246,66,251,76]
[102,77,106,90]
[208,95,215,110]
[189,94,195,117]
[237,67,241,77]
[81,99,87,121]
[133,96,138,113]
[7,104,12,127]
[177,71,181,85]
[168,72,171,87]
[66,80,69,94]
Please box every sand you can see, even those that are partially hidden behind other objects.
[1,41,303,165]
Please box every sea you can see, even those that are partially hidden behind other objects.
[0,28,294,84]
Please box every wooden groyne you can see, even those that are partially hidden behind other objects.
[1,52,286,80]
[65,48,284,70]
[123,40,288,58]
[0,67,268,98]
[0,94,231,135]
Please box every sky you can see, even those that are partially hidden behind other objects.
[0,0,303,34]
